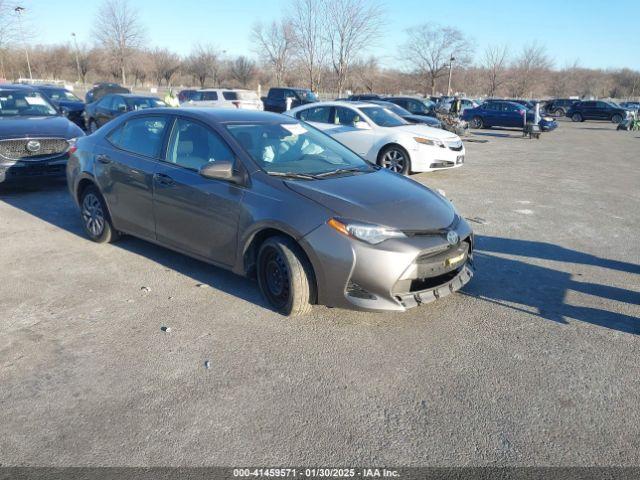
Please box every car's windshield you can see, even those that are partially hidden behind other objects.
[360,107,408,127]
[296,90,318,102]
[126,97,166,110]
[0,90,58,117]
[44,88,82,102]
[378,102,410,116]
[227,122,374,177]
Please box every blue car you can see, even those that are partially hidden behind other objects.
[462,100,558,131]
[32,85,86,129]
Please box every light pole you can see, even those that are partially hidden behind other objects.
[14,6,32,81]
[71,32,82,84]
[447,56,455,96]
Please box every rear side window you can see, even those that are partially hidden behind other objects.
[270,89,284,99]
[107,116,168,158]
[222,91,238,100]
[296,106,332,123]
[201,91,218,101]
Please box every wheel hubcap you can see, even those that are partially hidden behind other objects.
[261,248,290,308]
[81,193,105,237]
[382,149,406,173]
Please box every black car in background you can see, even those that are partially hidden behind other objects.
[362,100,443,129]
[544,98,580,116]
[262,87,318,113]
[0,84,84,185]
[85,83,131,103]
[565,100,631,123]
[347,93,382,101]
[32,85,86,129]
[385,96,438,118]
[84,94,166,132]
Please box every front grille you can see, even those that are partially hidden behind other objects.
[0,138,69,161]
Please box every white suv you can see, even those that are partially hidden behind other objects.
[181,89,263,110]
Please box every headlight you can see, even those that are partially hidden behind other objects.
[414,136,445,148]
[328,218,406,245]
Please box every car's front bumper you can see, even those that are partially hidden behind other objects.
[410,143,466,172]
[300,217,474,312]
[0,156,68,184]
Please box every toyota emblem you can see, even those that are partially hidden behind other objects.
[446,230,459,246]
[26,140,41,153]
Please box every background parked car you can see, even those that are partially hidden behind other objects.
[85,83,130,104]
[363,100,443,129]
[620,101,640,114]
[0,84,84,185]
[32,85,86,129]
[347,93,382,101]
[565,100,631,123]
[385,96,438,118]
[182,89,263,110]
[287,101,465,174]
[178,89,198,103]
[462,100,558,131]
[262,87,318,113]
[544,98,580,117]
[84,94,166,132]
[437,98,479,113]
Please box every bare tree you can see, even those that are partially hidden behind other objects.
[483,44,509,97]
[93,0,145,85]
[401,23,472,96]
[150,47,180,86]
[290,0,327,91]
[251,19,294,86]
[510,43,552,98]
[186,44,221,88]
[0,1,19,78]
[230,56,256,87]
[323,0,383,97]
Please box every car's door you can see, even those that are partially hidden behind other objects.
[328,106,376,157]
[504,103,525,127]
[95,114,170,240]
[152,116,244,266]
[581,101,597,119]
[482,102,499,126]
[595,101,611,120]
[94,96,114,126]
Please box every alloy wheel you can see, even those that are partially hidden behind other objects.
[381,148,407,173]
[81,193,105,238]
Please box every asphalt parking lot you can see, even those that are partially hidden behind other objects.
[1,120,638,466]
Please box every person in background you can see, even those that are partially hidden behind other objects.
[164,88,180,107]
[450,96,462,117]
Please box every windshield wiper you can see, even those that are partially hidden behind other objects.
[314,167,367,178]
[267,171,319,180]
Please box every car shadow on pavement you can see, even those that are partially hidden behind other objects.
[464,235,640,335]
[470,131,520,139]
[0,182,269,310]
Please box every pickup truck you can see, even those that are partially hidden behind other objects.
[261,87,318,113]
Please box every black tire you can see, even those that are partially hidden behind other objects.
[554,108,565,117]
[377,144,411,175]
[79,184,119,243]
[612,114,623,124]
[88,119,98,134]
[257,236,315,316]
[470,116,484,129]
[571,113,583,122]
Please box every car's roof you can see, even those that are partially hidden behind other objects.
[0,83,36,91]
[129,107,296,123]
[105,93,160,99]
[299,100,379,109]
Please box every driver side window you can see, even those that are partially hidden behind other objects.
[165,118,234,171]
[334,107,359,126]
[110,96,127,112]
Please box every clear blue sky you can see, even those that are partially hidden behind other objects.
[21,0,640,70]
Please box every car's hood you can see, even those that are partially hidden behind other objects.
[393,123,458,140]
[0,116,84,139]
[403,114,440,126]
[285,169,456,231]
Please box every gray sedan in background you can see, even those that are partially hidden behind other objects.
[67,108,474,315]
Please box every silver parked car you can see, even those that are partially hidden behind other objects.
[67,108,474,315]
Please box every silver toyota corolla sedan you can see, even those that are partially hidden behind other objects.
[67,108,474,315]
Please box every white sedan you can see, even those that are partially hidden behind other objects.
[285,101,465,174]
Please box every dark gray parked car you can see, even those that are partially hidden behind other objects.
[67,108,474,315]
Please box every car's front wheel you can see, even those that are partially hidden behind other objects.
[257,236,314,316]
[80,185,119,243]
[554,108,565,117]
[470,116,483,129]
[612,114,623,124]
[378,145,411,175]
[571,113,583,122]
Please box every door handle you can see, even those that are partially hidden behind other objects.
[96,154,111,164]
[154,173,175,187]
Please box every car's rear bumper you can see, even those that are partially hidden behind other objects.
[300,218,474,312]
[0,156,68,184]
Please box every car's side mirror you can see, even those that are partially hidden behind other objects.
[199,161,242,183]
[354,120,371,130]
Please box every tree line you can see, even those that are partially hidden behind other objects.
[0,0,638,99]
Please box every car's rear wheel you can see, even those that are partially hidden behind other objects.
[470,116,483,129]
[612,114,623,124]
[257,236,314,316]
[88,120,98,134]
[554,108,565,117]
[571,113,583,122]
[80,185,119,243]
[378,145,411,175]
